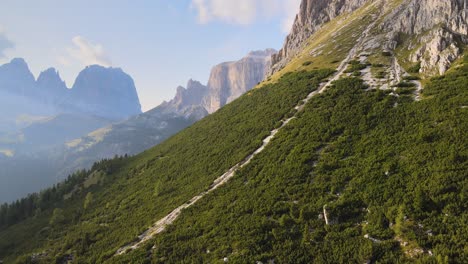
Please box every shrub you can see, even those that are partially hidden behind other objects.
[382,51,392,57]
[408,62,421,73]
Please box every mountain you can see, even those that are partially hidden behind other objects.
[67,65,141,120]
[0,1,466,263]
[0,114,112,202]
[53,49,275,185]
[0,50,273,203]
[0,59,58,134]
[159,79,209,118]
[270,0,368,74]
[0,58,142,120]
[0,58,36,96]
[162,49,276,115]
[0,60,142,202]
[203,49,277,113]
[36,68,68,104]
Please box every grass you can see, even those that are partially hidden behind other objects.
[262,0,379,84]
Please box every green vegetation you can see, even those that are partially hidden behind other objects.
[0,70,333,263]
[374,71,386,79]
[345,60,369,75]
[0,53,466,263]
[394,81,417,88]
[403,75,421,81]
[265,1,379,84]
[408,63,422,74]
[116,58,467,263]
[382,51,392,57]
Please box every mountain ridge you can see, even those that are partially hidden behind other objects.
[163,49,277,115]
[0,58,142,120]
[269,0,467,77]
[0,1,466,263]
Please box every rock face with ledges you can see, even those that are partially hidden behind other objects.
[163,49,276,115]
[203,49,276,113]
[382,0,468,75]
[270,0,369,75]
[269,0,467,76]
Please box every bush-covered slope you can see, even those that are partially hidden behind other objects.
[0,70,333,263]
[0,53,466,263]
[116,57,467,263]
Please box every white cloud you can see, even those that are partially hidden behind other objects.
[59,36,111,67]
[0,26,14,59]
[191,0,257,25]
[191,0,301,33]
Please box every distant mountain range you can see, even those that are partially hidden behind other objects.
[0,49,276,202]
[161,49,277,115]
[0,58,141,122]
[56,49,277,184]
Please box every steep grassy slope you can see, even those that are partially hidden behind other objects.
[116,56,468,264]
[0,70,333,263]
[0,0,466,260]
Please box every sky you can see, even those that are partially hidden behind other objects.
[0,0,301,111]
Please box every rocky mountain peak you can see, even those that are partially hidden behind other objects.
[69,65,142,119]
[9,57,28,67]
[36,68,68,94]
[0,57,36,96]
[171,79,208,111]
[162,49,276,117]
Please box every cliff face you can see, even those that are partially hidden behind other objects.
[163,49,276,116]
[203,49,276,113]
[269,0,467,76]
[381,0,468,74]
[270,0,368,74]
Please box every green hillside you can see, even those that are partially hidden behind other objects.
[1,54,466,263]
[115,56,467,263]
[0,70,333,263]
[0,0,466,260]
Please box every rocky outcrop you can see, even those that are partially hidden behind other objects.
[381,0,468,75]
[203,49,276,113]
[270,0,467,76]
[159,79,209,118]
[68,65,142,119]
[409,29,463,75]
[269,0,368,75]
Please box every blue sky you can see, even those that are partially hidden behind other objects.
[0,0,300,111]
